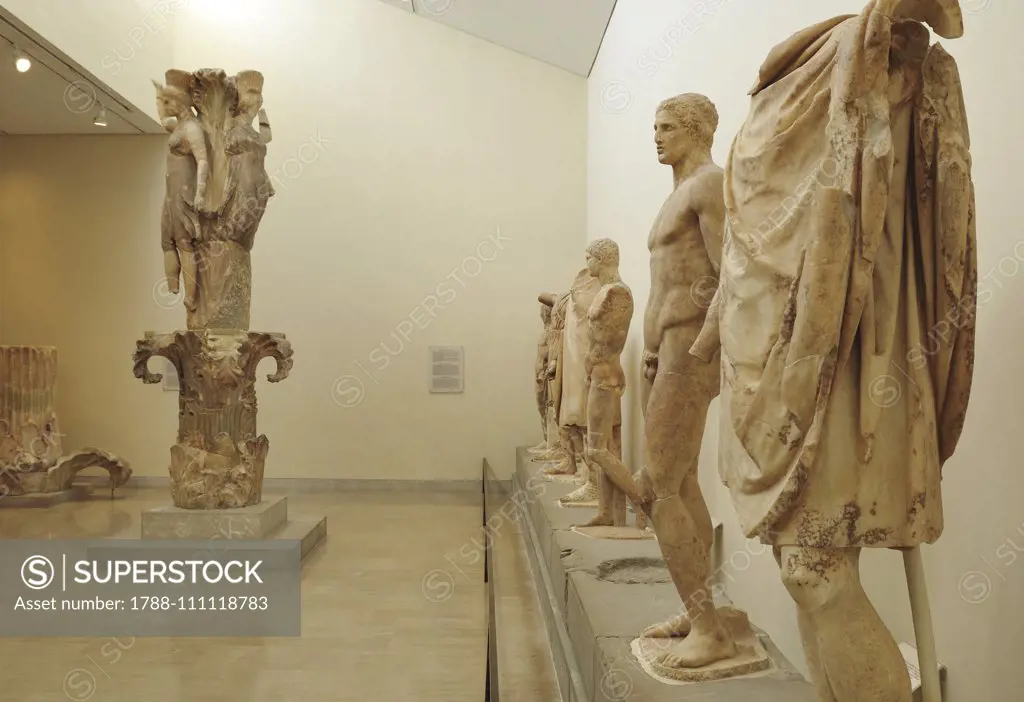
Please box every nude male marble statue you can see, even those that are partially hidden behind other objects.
[637,94,735,668]
[578,239,632,528]
[582,96,734,666]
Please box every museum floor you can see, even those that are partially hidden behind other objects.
[0,488,526,702]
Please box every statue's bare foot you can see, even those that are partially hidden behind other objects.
[643,613,691,638]
[562,480,599,504]
[580,513,613,528]
[654,627,736,669]
[543,458,575,476]
[527,442,548,454]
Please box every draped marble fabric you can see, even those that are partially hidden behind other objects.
[695,1,976,547]
[559,270,603,428]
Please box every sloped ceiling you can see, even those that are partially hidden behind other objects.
[383,0,617,77]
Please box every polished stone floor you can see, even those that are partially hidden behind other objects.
[491,491,561,701]
[0,488,487,701]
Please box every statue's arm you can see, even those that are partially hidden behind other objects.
[590,286,632,324]
[258,109,273,144]
[182,120,210,212]
[695,170,726,274]
[546,333,561,376]
[689,170,726,362]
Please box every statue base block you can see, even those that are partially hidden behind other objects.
[0,486,90,508]
[571,524,655,541]
[142,495,289,539]
[141,495,326,561]
[558,498,598,509]
[632,607,772,683]
[514,447,816,701]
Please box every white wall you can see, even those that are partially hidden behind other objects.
[0,0,586,482]
[588,1,1024,699]
[0,0,179,123]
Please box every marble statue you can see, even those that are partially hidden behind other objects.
[134,69,293,510]
[0,346,131,497]
[552,270,602,504]
[577,239,632,527]
[634,94,737,669]
[529,298,554,453]
[154,69,208,313]
[532,293,569,463]
[691,2,977,699]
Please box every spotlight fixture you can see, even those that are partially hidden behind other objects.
[93,106,108,128]
[13,48,31,73]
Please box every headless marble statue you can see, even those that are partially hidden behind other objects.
[553,271,603,503]
[529,299,554,453]
[692,2,977,699]
[533,293,569,463]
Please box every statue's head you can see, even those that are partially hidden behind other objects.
[234,70,265,121]
[152,69,193,121]
[654,93,718,166]
[585,239,619,278]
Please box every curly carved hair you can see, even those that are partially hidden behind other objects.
[656,93,719,150]
[586,238,620,269]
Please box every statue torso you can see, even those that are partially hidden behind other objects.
[644,170,719,352]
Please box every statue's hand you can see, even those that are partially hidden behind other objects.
[194,189,208,216]
[635,468,656,504]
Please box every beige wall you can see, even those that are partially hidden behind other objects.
[588,1,1024,699]
[0,0,586,482]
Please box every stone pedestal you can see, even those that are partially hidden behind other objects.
[0,346,131,497]
[142,495,326,560]
[133,330,292,509]
[513,447,816,701]
[143,494,289,539]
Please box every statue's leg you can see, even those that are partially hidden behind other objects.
[642,358,733,668]
[610,477,627,527]
[537,380,548,442]
[529,383,548,453]
[774,548,837,701]
[569,426,585,478]
[585,389,643,504]
[780,547,910,702]
[163,249,182,294]
[177,242,199,312]
[544,392,559,450]
[640,350,657,419]
[583,385,616,527]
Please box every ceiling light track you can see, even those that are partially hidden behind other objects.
[0,21,136,116]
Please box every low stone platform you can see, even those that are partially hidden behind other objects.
[0,485,91,508]
[141,495,326,561]
[513,447,816,701]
